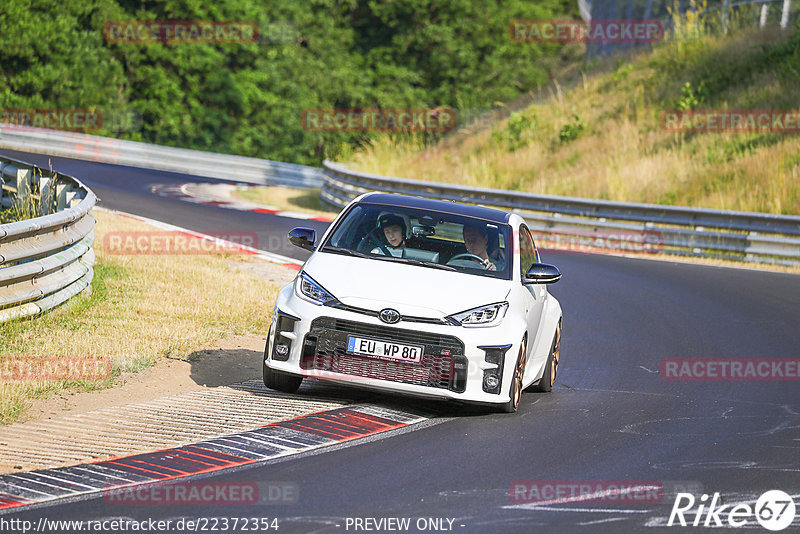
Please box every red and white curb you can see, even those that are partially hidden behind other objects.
[0,405,428,511]
[95,206,304,270]
[151,183,335,222]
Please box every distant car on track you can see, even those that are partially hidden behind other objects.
[263,193,562,412]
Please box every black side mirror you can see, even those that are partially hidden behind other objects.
[524,263,561,284]
[288,227,316,251]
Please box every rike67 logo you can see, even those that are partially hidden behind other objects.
[668,490,796,531]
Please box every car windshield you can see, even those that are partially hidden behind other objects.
[321,203,512,280]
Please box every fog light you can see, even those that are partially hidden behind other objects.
[484,374,500,389]
[272,310,299,362]
[479,344,512,394]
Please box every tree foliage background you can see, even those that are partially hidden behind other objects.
[0,0,577,164]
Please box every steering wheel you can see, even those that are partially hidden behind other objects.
[357,229,391,257]
[448,253,489,268]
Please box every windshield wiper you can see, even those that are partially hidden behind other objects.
[321,246,457,271]
[320,246,371,259]
[379,256,458,272]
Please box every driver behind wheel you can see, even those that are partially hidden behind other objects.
[462,223,505,270]
[371,214,407,257]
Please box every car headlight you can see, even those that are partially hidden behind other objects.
[296,272,338,305]
[447,302,509,327]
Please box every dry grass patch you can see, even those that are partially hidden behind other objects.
[0,210,280,424]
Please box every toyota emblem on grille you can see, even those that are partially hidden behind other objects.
[379,308,401,324]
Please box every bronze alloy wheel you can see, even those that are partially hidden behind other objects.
[502,339,526,413]
[530,319,561,393]
[550,320,561,387]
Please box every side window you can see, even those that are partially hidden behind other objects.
[519,226,538,279]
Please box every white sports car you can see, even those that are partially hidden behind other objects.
[263,193,562,412]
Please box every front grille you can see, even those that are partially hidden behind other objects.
[301,317,467,392]
[327,301,450,325]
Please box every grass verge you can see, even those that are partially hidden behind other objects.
[0,210,280,424]
[231,185,339,219]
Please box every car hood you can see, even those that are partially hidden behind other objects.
[303,252,511,318]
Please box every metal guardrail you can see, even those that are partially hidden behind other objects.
[0,126,323,189]
[0,156,96,322]
[2,126,797,267]
[322,160,800,266]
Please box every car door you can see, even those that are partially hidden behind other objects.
[518,225,546,372]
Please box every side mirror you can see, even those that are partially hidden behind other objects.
[524,263,561,284]
[288,227,316,251]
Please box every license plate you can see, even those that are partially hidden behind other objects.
[346,336,424,363]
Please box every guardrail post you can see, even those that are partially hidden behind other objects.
[39,176,53,215]
[781,0,792,28]
[14,166,31,194]
[12,166,32,215]
[56,183,73,211]
[68,189,84,208]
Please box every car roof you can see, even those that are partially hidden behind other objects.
[358,193,511,224]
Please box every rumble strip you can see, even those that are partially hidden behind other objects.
[0,405,427,511]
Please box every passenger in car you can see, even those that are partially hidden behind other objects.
[462,223,506,271]
[372,214,407,257]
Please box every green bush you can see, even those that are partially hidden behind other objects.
[558,113,586,143]
[676,81,707,110]
[493,110,538,151]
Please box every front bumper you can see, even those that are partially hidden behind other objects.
[265,284,525,405]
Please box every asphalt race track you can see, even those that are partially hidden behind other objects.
[2,149,799,533]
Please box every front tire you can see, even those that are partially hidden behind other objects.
[531,319,561,393]
[500,339,526,413]
[262,331,303,393]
